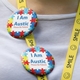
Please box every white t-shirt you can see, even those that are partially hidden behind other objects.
[0,0,80,80]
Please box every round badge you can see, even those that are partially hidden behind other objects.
[7,8,37,38]
[21,47,55,75]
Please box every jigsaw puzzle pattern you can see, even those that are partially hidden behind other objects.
[21,47,55,75]
[7,8,37,38]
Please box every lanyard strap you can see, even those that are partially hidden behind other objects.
[25,33,36,48]
[17,0,80,80]
[61,2,80,80]
[17,0,47,80]
[17,0,26,9]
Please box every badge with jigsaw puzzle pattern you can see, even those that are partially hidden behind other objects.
[21,47,55,75]
[7,8,37,38]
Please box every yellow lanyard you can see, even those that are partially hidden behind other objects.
[61,2,80,80]
[17,0,80,80]
[17,0,47,80]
